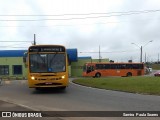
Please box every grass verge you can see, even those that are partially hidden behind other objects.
[73,76,160,95]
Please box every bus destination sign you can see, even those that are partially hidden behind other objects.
[29,46,65,52]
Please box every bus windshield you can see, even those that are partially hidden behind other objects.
[29,53,66,73]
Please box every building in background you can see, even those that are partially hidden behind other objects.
[0,49,109,79]
[0,50,27,79]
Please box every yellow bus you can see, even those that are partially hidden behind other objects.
[26,45,69,90]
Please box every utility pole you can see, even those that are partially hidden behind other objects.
[140,46,142,63]
[33,34,36,45]
[145,52,146,63]
[131,40,152,63]
[99,45,101,62]
[158,53,159,63]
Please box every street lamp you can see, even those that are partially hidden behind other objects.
[131,40,153,63]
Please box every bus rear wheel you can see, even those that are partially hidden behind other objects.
[95,73,101,78]
[127,72,132,77]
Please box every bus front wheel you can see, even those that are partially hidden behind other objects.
[60,86,66,90]
[95,73,101,78]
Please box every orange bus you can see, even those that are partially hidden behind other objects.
[82,62,144,77]
[25,45,69,90]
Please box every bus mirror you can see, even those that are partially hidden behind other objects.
[23,56,26,63]
[23,52,28,67]
[67,54,71,65]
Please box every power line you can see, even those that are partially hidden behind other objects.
[0,43,30,48]
[0,41,32,48]
[0,9,159,16]
[0,21,128,27]
[0,46,28,48]
[0,41,32,42]
[0,9,159,21]
[79,49,139,54]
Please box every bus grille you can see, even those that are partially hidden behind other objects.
[36,77,62,80]
[35,83,62,86]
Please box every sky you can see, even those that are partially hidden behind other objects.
[0,0,160,62]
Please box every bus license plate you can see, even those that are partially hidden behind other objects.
[45,82,52,85]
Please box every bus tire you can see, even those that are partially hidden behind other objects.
[60,86,66,90]
[127,72,132,77]
[95,73,101,78]
[35,87,41,91]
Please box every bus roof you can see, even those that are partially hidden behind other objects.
[28,44,65,48]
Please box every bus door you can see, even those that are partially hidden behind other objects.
[86,65,94,74]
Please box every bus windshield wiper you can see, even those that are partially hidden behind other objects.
[37,52,46,64]
[49,52,58,66]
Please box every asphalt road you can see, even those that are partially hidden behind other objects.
[0,78,160,120]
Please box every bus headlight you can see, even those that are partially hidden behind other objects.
[31,76,35,80]
[61,75,65,79]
